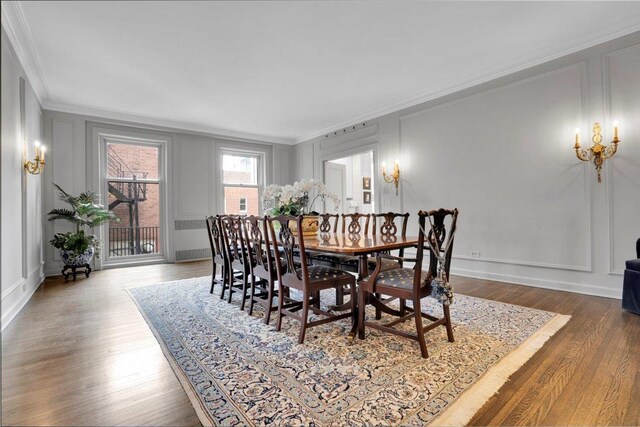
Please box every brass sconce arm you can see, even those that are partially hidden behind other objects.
[381,160,400,195]
[573,122,620,183]
[24,142,46,175]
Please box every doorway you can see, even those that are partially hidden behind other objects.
[324,150,375,214]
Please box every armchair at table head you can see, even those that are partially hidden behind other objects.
[622,237,640,315]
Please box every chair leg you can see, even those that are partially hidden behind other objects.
[313,290,321,309]
[414,299,429,358]
[375,292,382,320]
[298,291,310,344]
[240,271,249,311]
[335,285,344,306]
[220,265,228,300]
[443,304,455,343]
[263,276,275,325]
[220,265,233,299]
[276,282,285,332]
[210,263,217,294]
[227,269,236,304]
[399,298,406,316]
[248,274,256,315]
[357,285,366,340]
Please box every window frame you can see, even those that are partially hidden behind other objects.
[101,137,167,266]
[218,148,265,216]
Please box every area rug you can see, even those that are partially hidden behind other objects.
[127,276,570,426]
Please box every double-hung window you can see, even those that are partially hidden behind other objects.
[221,151,263,215]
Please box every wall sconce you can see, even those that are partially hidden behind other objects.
[24,140,46,175]
[574,122,620,183]
[381,159,400,195]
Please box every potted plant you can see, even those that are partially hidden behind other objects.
[48,184,119,272]
[262,179,340,235]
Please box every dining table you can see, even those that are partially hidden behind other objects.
[301,232,421,338]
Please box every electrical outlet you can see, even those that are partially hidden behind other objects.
[470,250,481,258]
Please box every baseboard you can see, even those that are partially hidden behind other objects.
[1,265,45,332]
[452,267,622,300]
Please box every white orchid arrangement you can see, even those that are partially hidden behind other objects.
[262,179,340,216]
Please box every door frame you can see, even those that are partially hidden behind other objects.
[320,144,379,213]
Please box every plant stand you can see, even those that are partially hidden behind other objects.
[62,264,92,281]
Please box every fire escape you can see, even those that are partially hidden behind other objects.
[107,147,157,256]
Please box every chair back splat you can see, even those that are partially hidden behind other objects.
[341,213,371,235]
[319,213,339,233]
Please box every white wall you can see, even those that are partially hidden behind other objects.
[293,32,640,299]
[1,28,44,330]
[42,110,294,275]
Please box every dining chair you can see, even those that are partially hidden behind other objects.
[243,215,280,324]
[266,214,356,344]
[338,213,372,274]
[205,215,228,294]
[220,215,251,309]
[341,213,371,235]
[358,208,459,358]
[310,213,343,268]
[369,212,411,318]
[319,213,339,233]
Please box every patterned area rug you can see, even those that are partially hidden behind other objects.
[127,276,570,426]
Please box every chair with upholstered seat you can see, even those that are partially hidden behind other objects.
[220,215,251,309]
[358,208,459,358]
[622,238,640,315]
[243,215,282,323]
[267,215,356,344]
[310,213,343,268]
[205,215,228,295]
[369,212,411,318]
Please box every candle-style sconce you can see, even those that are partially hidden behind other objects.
[381,159,400,195]
[574,122,620,183]
[24,140,46,175]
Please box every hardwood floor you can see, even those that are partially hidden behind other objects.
[2,261,639,426]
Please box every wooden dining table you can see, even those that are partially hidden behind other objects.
[301,232,421,338]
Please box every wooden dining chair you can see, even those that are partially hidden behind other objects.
[205,215,228,294]
[341,213,371,235]
[266,214,356,344]
[310,213,344,268]
[369,212,411,318]
[319,213,339,233]
[243,215,279,324]
[358,208,459,358]
[220,215,251,309]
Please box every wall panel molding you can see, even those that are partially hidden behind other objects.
[399,61,592,272]
[602,43,640,275]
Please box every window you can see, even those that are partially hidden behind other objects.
[221,151,263,215]
[105,141,163,261]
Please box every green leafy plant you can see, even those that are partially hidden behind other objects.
[50,230,99,254]
[48,184,119,258]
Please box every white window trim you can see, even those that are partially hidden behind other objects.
[219,148,265,215]
[96,132,170,268]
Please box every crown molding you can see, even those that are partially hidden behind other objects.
[294,23,640,144]
[43,100,296,145]
[1,1,49,105]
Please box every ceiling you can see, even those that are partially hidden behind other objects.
[5,1,640,144]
